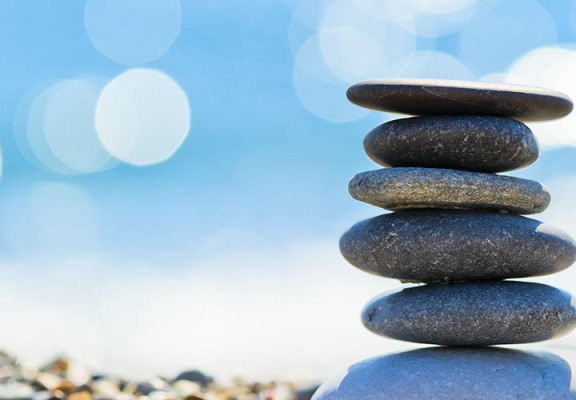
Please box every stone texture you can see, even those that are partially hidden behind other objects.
[364,115,539,172]
[339,210,576,283]
[347,78,573,122]
[312,347,575,400]
[361,281,576,345]
[349,167,550,214]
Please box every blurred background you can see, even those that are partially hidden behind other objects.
[1,0,576,383]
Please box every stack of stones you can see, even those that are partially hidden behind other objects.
[313,79,576,400]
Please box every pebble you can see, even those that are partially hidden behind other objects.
[171,381,201,398]
[0,351,18,368]
[349,167,550,214]
[339,210,576,283]
[35,373,62,391]
[346,78,573,122]
[0,381,35,399]
[136,380,169,396]
[0,352,314,400]
[68,392,92,400]
[312,347,575,400]
[362,281,576,345]
[90,380,120,396]
[296,385,319,400]
[364,115,539,172]
[171,372,213,388]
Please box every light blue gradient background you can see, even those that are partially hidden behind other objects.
[1,0,576,382]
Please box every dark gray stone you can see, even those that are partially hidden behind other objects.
[349,167,550,214]
[362,281,576,345]
[297,385,320,400]
[364,116,539,172]
[136,381,166,396]
[347,78,573,122]
[339,210,576,283]
[312,347,576,400]
[172,370,213,387]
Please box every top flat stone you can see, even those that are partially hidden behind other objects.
[347,79,573,122]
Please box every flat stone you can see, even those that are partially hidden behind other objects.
[349,167,550,214]
[347,79,573,122]
[312,347,576,400]
[172,371,213,387]
[339,210,576,283]
[364,116,539,172]
[362,281,576,345]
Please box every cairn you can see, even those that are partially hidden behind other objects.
[313,79,576,399]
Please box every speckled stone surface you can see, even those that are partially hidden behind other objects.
[312,347,576,400]
[349,167,550,214]
[339,210,576,283]
[347,79,573,122]
[364,116,539,172]
[361,281,576,345]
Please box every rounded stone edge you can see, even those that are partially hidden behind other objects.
[339,211,576,283]
[348,167,551,215]
[312,347,576,400]
[360,282,576,346]
[362,115,540,173]
[346,78,574,122]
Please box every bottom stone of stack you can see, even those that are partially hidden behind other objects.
[312,347,575,400]
[362,281,576,346]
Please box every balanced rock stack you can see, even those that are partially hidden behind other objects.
[313,79,576,400]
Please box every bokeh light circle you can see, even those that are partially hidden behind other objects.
[405,0,476,15]
[352,0,480,38]
[288,0,334,29]
[318,27,384,83]
[459,0,556,76]
[292,34,368,123]
[505,46,576,148]
[84,0,181,65]
[14,78,118,175]
[19,81,75,174]
[321,0,416,79]
[95,69,191,166]
[396,51,474,80]
[44,79,119,173]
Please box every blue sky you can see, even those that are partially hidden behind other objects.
[2,0,576,382]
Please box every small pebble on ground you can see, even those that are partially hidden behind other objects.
[0,351,318,400]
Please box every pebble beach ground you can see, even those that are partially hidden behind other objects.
[0,352,318,400]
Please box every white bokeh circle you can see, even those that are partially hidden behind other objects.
[321,0,417,80]
[43,79,119,173]
[292,34,368,123]
[14,78,118,175]
[459,0,557,75]
[95,69,191,166]
[23,81,75,174]
[506,46,576,148]
[353,0,481,38]
[84,0,181,65]
[404,0,476,15]
[318,27,385,84]
[396,51,475,80]
[288,0,335,29]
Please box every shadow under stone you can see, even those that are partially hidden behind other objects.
[312,347,575,400]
